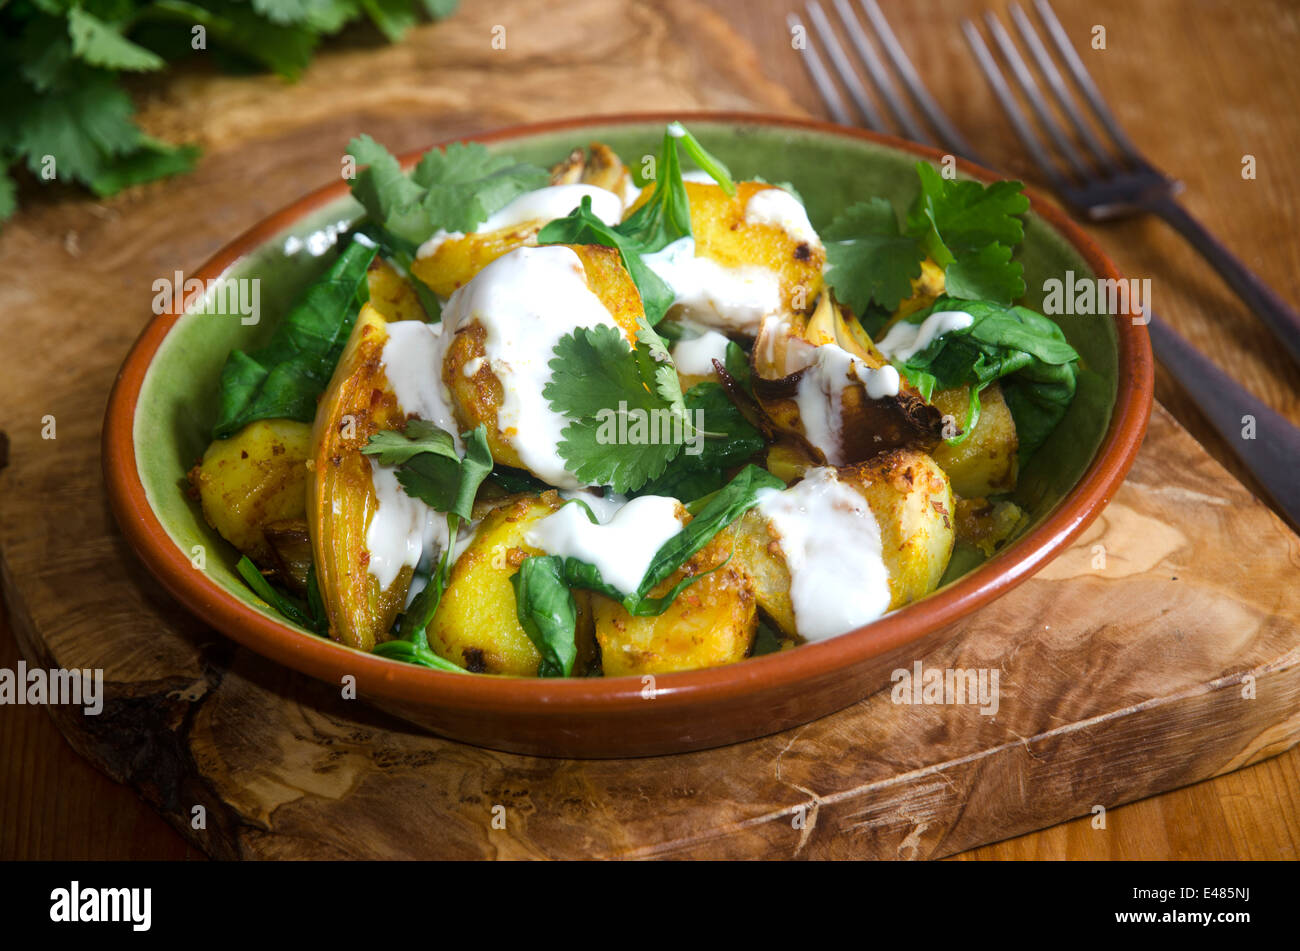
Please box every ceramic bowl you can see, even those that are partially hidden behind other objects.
[103,113,1152,757]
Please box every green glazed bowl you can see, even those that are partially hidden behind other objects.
[104,113,1152,758]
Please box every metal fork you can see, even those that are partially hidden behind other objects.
[963,0,1300,371]
[792,0,1300,528]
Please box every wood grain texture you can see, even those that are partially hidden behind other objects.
[1,0,1298,859]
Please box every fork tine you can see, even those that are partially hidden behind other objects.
[788,12,855,126]
[858,0,984,163]
[982,12,1090,181]
[806,0,888,131]
[830,0,933,144]
[1032,0,1144,165]
[961,18,1071,192]
[1008,1,1117,173]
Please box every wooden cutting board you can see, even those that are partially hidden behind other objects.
[1,0,1297,859]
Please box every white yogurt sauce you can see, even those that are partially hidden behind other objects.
[559,488,630,523]
[681,169,717,184]
[671,328,732,376]
[642,236,783,335]
[366,460,430,590]
[363,318,478,590]
[744,187,821,247]
[756,467,891,640]
[442,244,624,489]
[526,495,685,595]
[416,184,622,258]
[875,310,974,362]
[380,320,461,451]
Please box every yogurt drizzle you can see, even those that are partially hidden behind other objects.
[755,467,891,640]
[875,310,974,362]
[526,495,685,596]
[441,244,623,489]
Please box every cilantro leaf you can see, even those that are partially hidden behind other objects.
[545,325,684,493]
[347,136,549,250]
[907,162,1029,262]
[359,423,492,641]
[411,141,550,232]
[361,419,458,466]
[85,135,200,198]
[823,198,926,313]
[67,9,166,72]
[389,424,492,521]
[823,163,1030,313]
[943,241,1025,304]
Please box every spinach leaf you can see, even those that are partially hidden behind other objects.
[372,639,466,672]
[236,556,326,635]
[510,555,580,677]
[212,235,376,438]
[894,296,1079,460]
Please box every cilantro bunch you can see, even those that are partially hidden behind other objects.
[824,161,1030,327]
[0,0,459,223]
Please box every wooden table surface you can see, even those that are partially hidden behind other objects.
[2,0,1298,860]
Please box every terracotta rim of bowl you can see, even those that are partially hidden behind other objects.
[103,111,1153,716]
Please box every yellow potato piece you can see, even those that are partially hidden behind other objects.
[428,493,597,676]
[189,419,311,565]
[365,257,429,323]
[628,180,824,324]
[929,382,1019,497]
[732,450,955,639]
[591,526,758,676]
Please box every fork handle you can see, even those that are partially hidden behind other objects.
[1147,312,1300,530]
[1148,195,1300,369]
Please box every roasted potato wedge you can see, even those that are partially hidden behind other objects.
[591,526,758,676]
[366,257,429,323]
[629,181,824,332]
[307,303,411,650]
[188,418,312,565]
[427,493,597,675]
[442,243,644,476]
[929,382,1019,497]
[732,451,955,639]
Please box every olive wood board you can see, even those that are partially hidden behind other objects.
[2,397,1297,859]
[1,0,1298,859]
